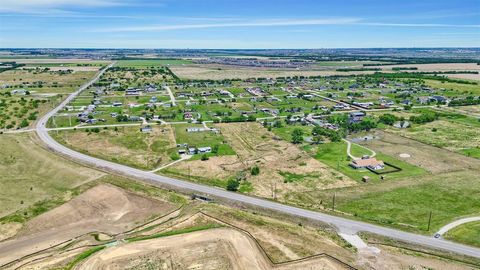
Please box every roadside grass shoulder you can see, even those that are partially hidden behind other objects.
[333,171,480,233]
[445,221,480,248]
[64,246,105,270]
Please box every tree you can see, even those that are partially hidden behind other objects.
[212,144,219,154]
[251,166,260,176]
[201,154,209,161]
[379,113,398,126]
[291,128,304,144]
[19,119,29,128]
[226,179,240,191]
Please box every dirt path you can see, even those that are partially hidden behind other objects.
[436,216,480,236]
[343,139,376,160]
[150,154,192,172]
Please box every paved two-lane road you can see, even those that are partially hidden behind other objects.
[35,64,480,259]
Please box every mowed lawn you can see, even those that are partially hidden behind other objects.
[333,170,480,233]
[445,221,480,248]
[0,134,104,218]
[314,141,426,182]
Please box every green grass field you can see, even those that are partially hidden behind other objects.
[0,134,103,218]
[309,170,480,234]
[445,221,480,248]
[270,124,313,142]
[51,126,179,170]
[424,80,480,95]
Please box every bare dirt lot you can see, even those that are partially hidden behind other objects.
[357,131,480,174]
[0,184,175,267]
[1,183,476,270]
[375,63,480,72]
[170,64,374,80]
[79,228,350,270]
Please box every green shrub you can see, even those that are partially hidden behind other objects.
[226,179,240,191]
[250,166,260,176]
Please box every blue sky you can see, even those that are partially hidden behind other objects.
[0,0,479,48]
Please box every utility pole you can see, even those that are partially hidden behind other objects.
[332,193,336,211]
[273,182,277,200]
[427,211,432,231]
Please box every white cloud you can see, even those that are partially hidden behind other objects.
[91,18,480,33]
[0,0,127,13]
[92,18,362,32]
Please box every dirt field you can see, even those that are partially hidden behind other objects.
[166,122,356,203]
[79,228,349,270]
[356,245,476,270]
[0,184,175,267]
[446,73,480,81]
[357,131,480,174]
[0,58,110,64]
[374,63,480,72]
[170,64,374,80]
[1,182,476,270]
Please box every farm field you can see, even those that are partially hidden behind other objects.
[169,64,375,80]
[373,63,480,72]
[116,59,193,68]
[51,125,179,170]
[0,58,109,64]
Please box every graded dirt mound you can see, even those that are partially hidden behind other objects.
[22,184,170,235]
[0,184,174,266]
[78,228,349,270]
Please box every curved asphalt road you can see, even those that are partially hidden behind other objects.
[35,64,480,259]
